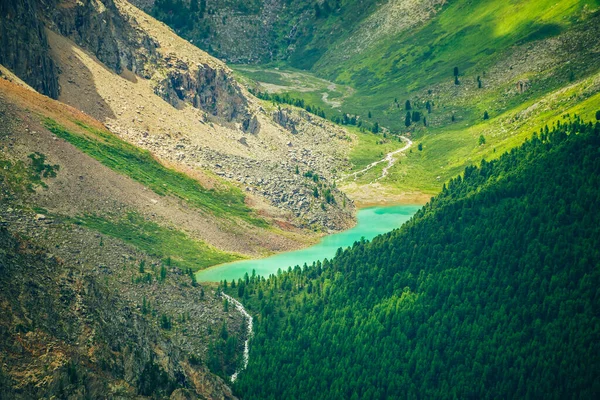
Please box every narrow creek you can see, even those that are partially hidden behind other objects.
[221,293,253,383]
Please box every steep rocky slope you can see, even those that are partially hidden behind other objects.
[0,0,356,238]
[0,87,242,398]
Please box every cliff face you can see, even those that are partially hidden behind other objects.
[0,0,248,121]
[45,0,160,78]
[154,55,247,120]
[44,0,249,121]
[0,0,59,98]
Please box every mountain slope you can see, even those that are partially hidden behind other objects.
[1,0,359,246]
[228,119,600,399]
[0,85,243,398]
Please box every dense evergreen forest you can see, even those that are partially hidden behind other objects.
[223,118,600,399]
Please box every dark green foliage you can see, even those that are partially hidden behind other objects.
[142,296,148,315]
[454,66,459,77]
[405,112,411,127]
[28,152,59,180]
[405,100,411,110]
[138,260,145,273]
[368,111,372,118]
[250,90,327,119]
[371,122,379,133]
[0,152,59,198]
[418,143,423,151]
[411,111,420,122]
[484,110,490,120]
[477,75,482,88]
[314,3,322,18]
[479,134,486,145]
[160,314,172,330]
[596,110,600,121]
[454,75,460,85]
[186,268,198,287]
[232,120,600,399]
[207,323,239,378]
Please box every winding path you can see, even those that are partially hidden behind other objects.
[222,293,253,382]
[344,136,413,182]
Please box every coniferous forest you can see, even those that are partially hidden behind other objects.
[225,119,600,399]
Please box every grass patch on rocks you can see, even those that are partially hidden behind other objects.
[44,118,268,227]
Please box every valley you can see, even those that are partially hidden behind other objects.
[1,0,600,398]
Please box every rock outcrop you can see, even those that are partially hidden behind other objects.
[154,60,247,120]
[0,0,248,122]
[0,0,59,98]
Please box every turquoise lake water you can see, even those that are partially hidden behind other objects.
[196,205,421,282]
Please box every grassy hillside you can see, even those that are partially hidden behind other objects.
[229,1,600,200]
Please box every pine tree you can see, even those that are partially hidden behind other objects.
[190,0,199,13]
[483,111,489,120]
[454,66,459,77]
[405,100,412,111]
[596,110,600,121]
[405,112,412,127]
[479,135,486,145]
[314,3,322,18]
[372,122,380,133]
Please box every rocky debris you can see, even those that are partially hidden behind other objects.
[516,79,531,94]
[242,114,260,134]
[179,145,354,230]
[273,108,298,134]
[106,102,355,231]
[0,0,59,98]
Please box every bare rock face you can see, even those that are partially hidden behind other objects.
[273,108,298,134]
[242,114,260,134]
[46,0,159,78]
[1,0,249,122]
[0,0,59,98]
[516,79,531,94]
[154,61,248,121]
